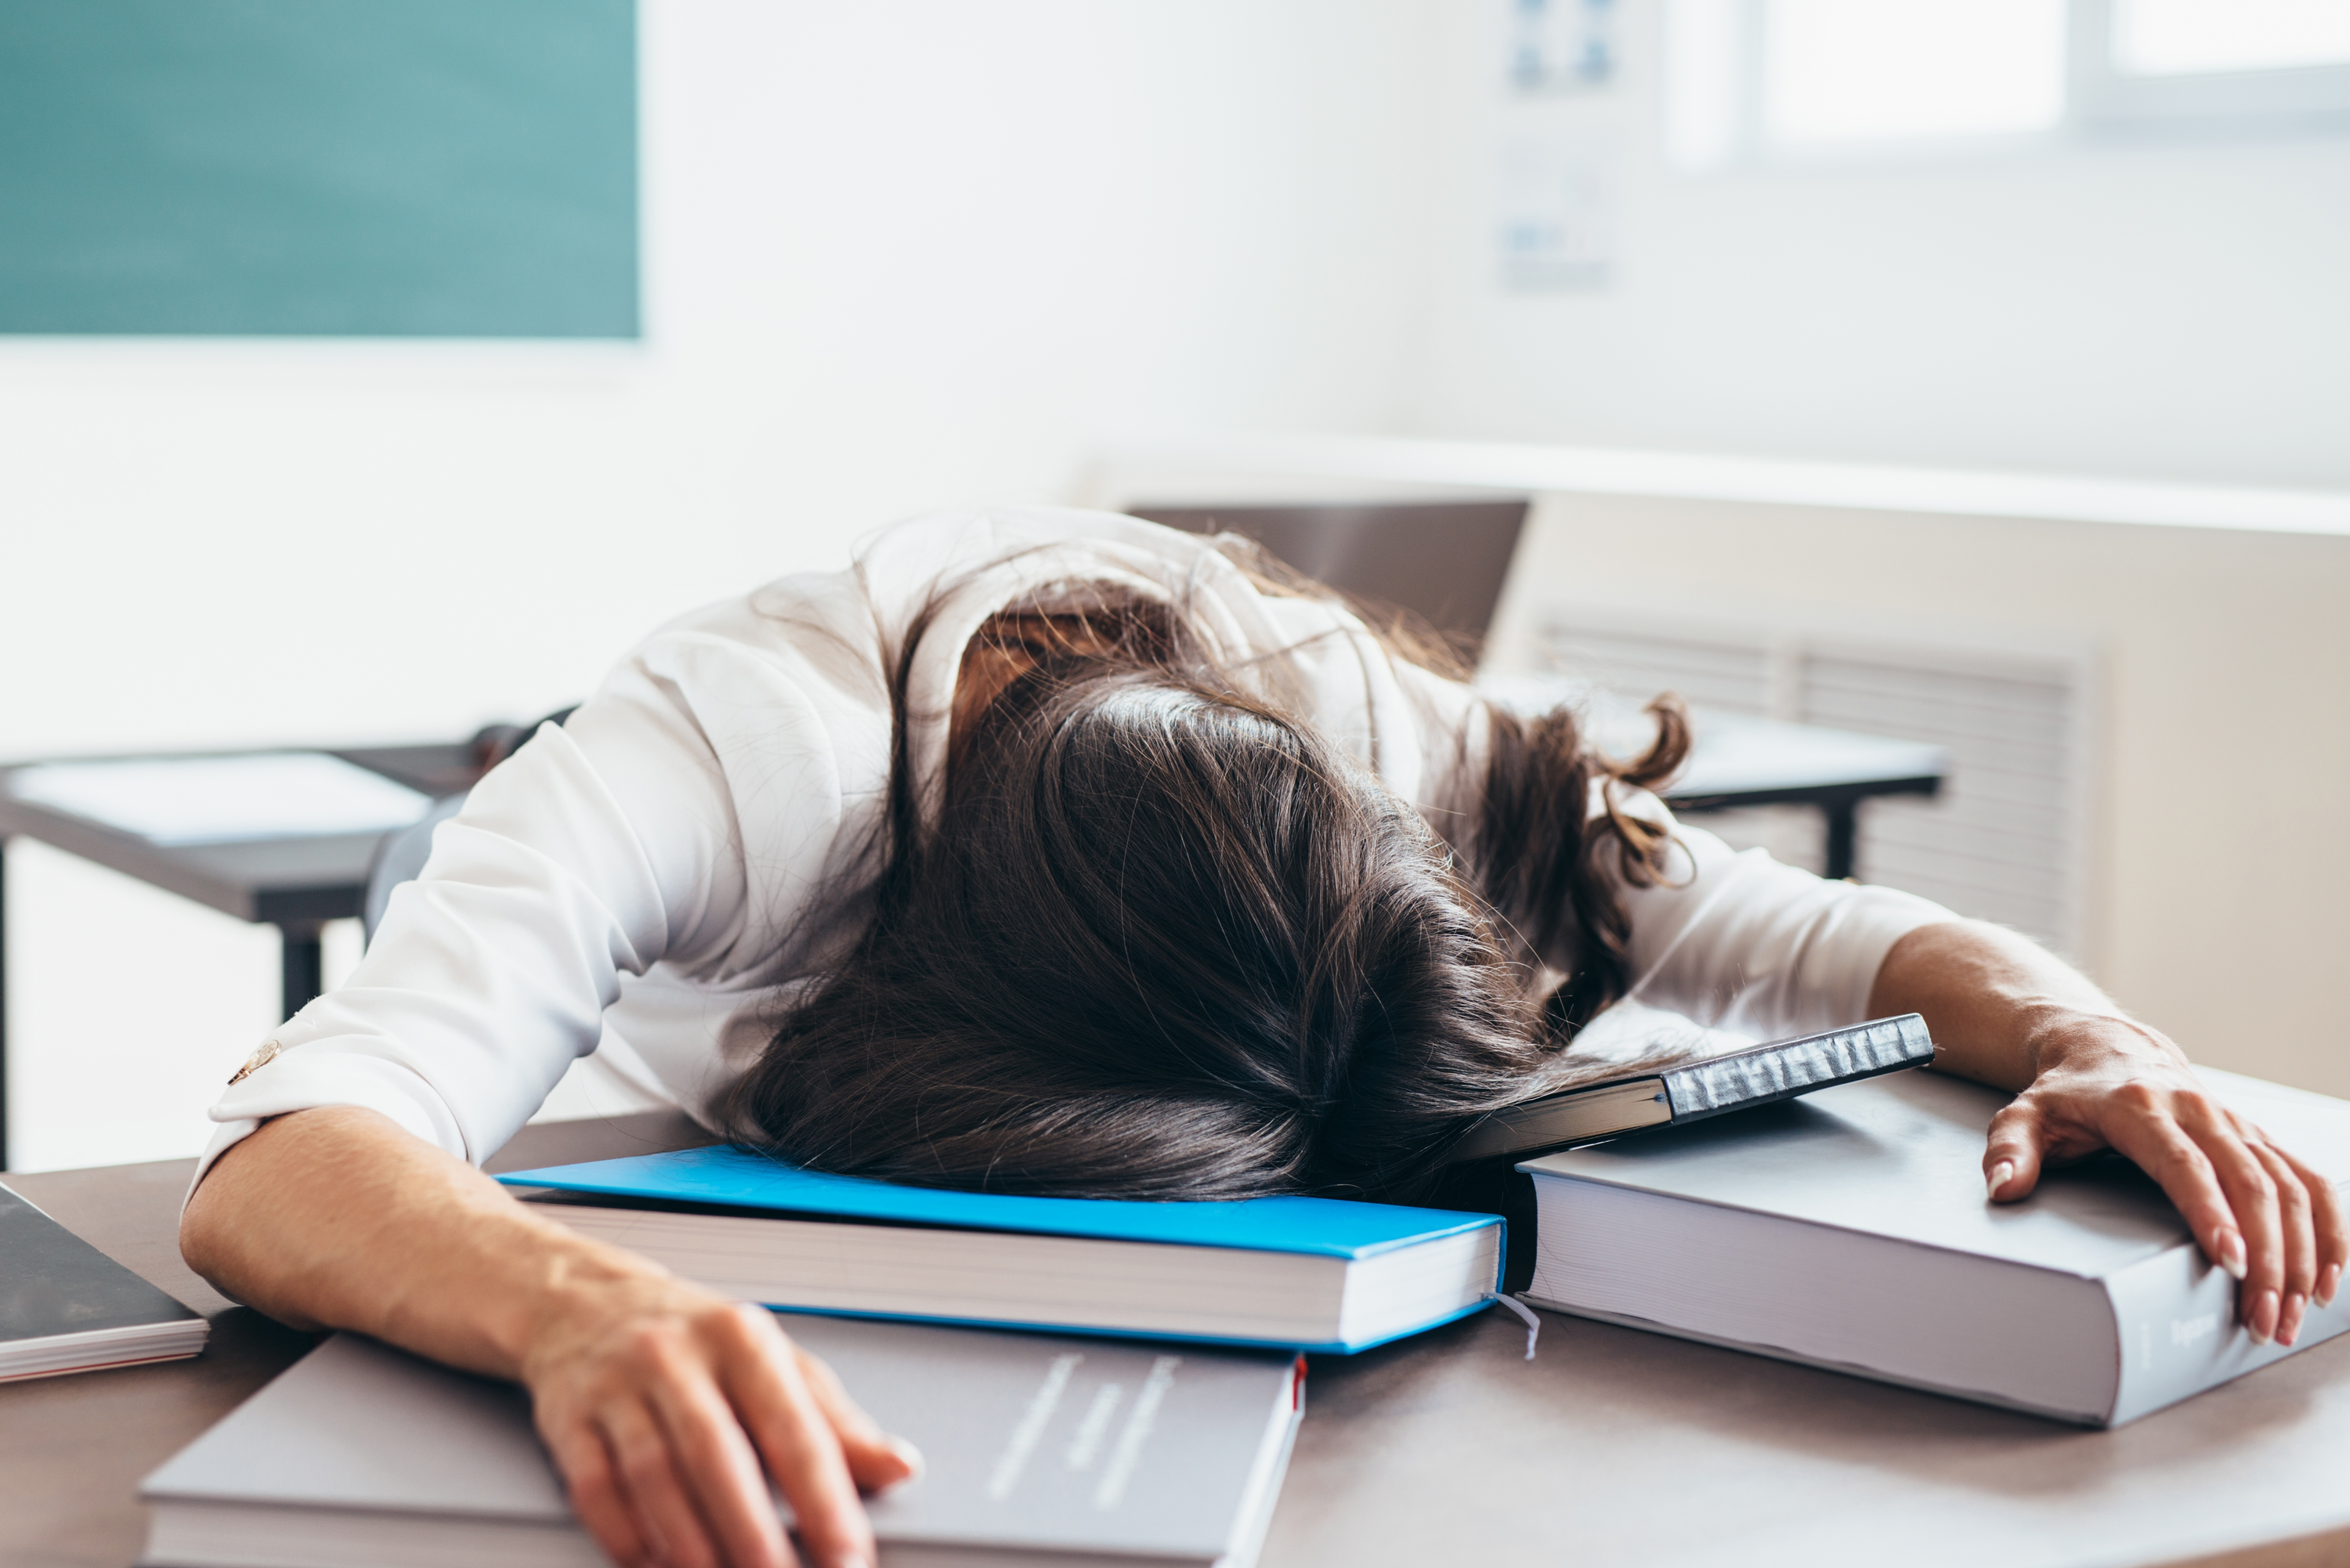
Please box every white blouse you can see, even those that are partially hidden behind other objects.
[201,509,1955,1181]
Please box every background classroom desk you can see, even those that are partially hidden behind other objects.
[5,1159,2348,1568]
[0,743,478,1023]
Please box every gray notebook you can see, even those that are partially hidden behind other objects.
[140,1315,1304,1568]
[1519,1067,2350,1425]
[0,1181,207,1382]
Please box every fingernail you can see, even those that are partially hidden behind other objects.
[1986,1160,2015,1198]
[824,1552,872,1568]
[2280,1292,2306,1348]
[2247,1288,2279,1346]
[887,1436,927,1483]
[2318,1263,2342,1310]
[2215,1229,2249,1281]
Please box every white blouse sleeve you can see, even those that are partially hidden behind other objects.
[194,623,865,1185]
[1612,805,1958,1039]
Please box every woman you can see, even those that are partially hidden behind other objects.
[183,508,2345,1568]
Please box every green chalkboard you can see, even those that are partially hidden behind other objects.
[0,0,638,337]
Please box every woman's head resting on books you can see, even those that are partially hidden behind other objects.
[720,576,1687,1203]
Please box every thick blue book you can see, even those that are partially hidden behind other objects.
[497,1146,1502,1354]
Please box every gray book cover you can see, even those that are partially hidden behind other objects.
[0,1181,206,1377]
[142,1314,1303,1567]
[1520,1067,2350,1425]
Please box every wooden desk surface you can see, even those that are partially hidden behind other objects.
[6,1160,2348,1568]
[0,1162,316,1568]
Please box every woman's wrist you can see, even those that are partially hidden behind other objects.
[493,1222,697,1383]
[2014,1003,2189,1090]
[1870,919,2120,1091]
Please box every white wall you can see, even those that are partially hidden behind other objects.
[1410,2,2350,490]
[0,0,1442,1169]
[0,0,1443,763]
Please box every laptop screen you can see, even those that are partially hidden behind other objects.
[1126,499,1531,658]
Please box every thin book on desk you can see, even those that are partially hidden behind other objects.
[1446,1013,1935,1164]
[0,1182,208,1381]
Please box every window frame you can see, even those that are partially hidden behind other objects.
[2069,0,2350,135]
[1663,0,2350,175]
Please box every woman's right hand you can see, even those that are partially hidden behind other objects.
[522,1274,918,1568]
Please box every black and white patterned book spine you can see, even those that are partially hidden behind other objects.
[1661,1014,1934,1122]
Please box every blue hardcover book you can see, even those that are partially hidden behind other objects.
[497,1147,1502,1353]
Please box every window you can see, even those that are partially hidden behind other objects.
[1665,0,2350,171]
[2077,0,2350,132]
[1760,0,2067,146]
[2113,0,2350,75]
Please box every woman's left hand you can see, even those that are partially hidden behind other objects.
[1872,919,2348,1349]
[1984,1011,2347,1346]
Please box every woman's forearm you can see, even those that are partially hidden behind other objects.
[180,1105,638,1375]
[1867,917,2128,1093]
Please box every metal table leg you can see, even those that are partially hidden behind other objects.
[1822,800,1860,882]
[280,921,324,1023]
[1,836,9,1171]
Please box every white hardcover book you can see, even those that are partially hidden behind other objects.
[1520,1067,2350,1426]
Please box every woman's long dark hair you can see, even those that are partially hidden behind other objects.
[717,544,1688,1201]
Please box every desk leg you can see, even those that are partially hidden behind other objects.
[1,836,9,1172]
[280,922,324,1023]
[1822,801,1860,883]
